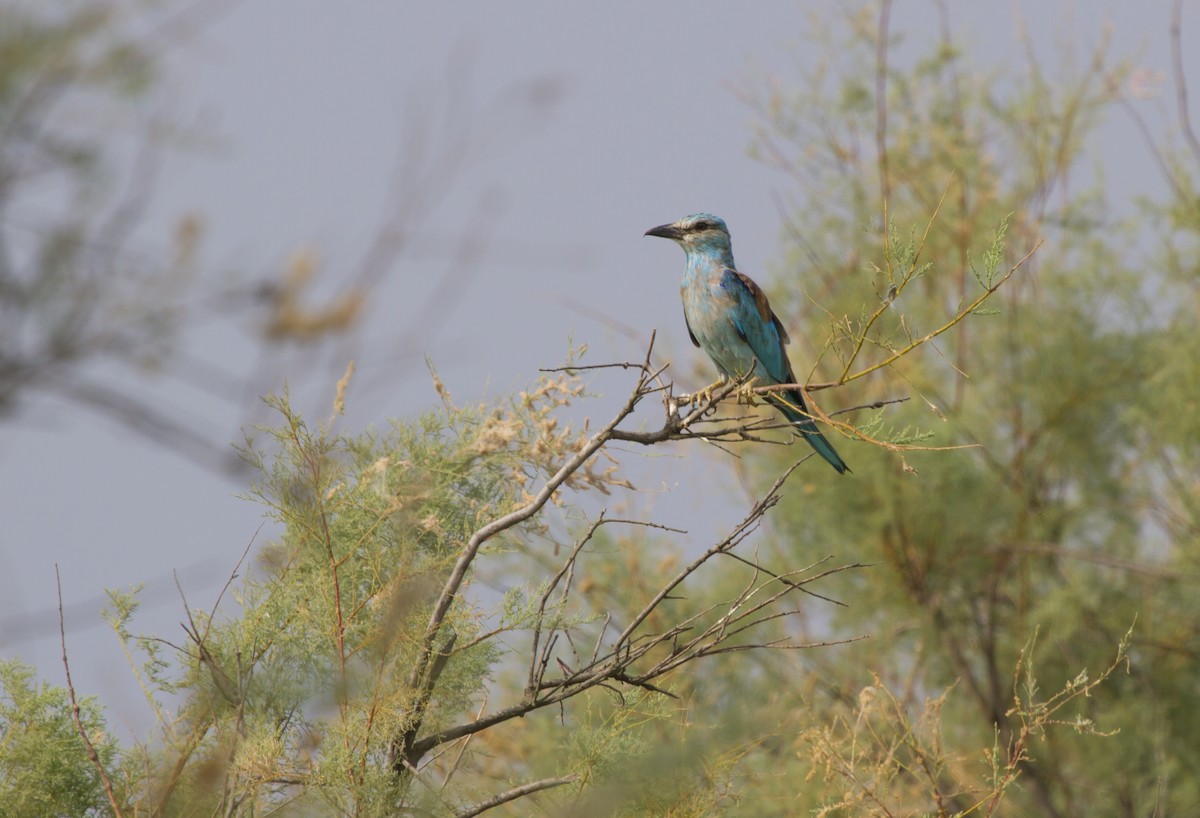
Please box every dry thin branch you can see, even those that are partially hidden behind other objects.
[1171,0,1200,168]
[613,459,804,651]
[401,455,863,763]
[608,377,756,446]
[527,513,611,697]
[831,396,909,416]
[175,572,239,706]
[837,241,1042,386]
[393,337,668,770]
[840,178,953,382]
[454,774,578,818]
[876,0,895,284]
[56,565,124,818]
[721,551,849,607]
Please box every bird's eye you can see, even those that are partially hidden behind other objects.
[691,221,713,231]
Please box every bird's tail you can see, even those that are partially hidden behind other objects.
[770,389,851,474]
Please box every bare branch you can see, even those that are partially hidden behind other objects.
[831,396,910,416]
[402,455,863,763]
[876,0,894,274]
[57,565,124,818]
[393,337,666,769]
[721,551,850,607]
[454,774,578,818]
[1172,0,1200,168]
[527,513,610,697]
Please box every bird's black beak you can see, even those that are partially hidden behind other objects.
[645,223,684,240]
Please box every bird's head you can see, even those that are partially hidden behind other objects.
[645,213,732,258]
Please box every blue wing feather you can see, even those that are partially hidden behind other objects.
[719,269,850,474]
[720,270,791,384]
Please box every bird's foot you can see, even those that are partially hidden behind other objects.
[686,377,728,409]
[732,376,761,406]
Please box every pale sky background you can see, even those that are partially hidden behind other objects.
[0,0,1192,737]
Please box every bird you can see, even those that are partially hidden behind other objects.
[645,213,849,474]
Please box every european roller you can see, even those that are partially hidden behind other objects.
[645,213,849,474]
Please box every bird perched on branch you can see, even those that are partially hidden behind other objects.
[645,213,849,474]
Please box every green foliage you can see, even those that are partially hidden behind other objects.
[723,3,1200,815]
[86,356,862,815]
[0,660,116,818]
[86,363,695,816]
[182,380,586,812]
[971,214,1011,290]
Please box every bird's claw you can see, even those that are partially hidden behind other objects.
[732,376,760,406]
[688,377,728,410]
